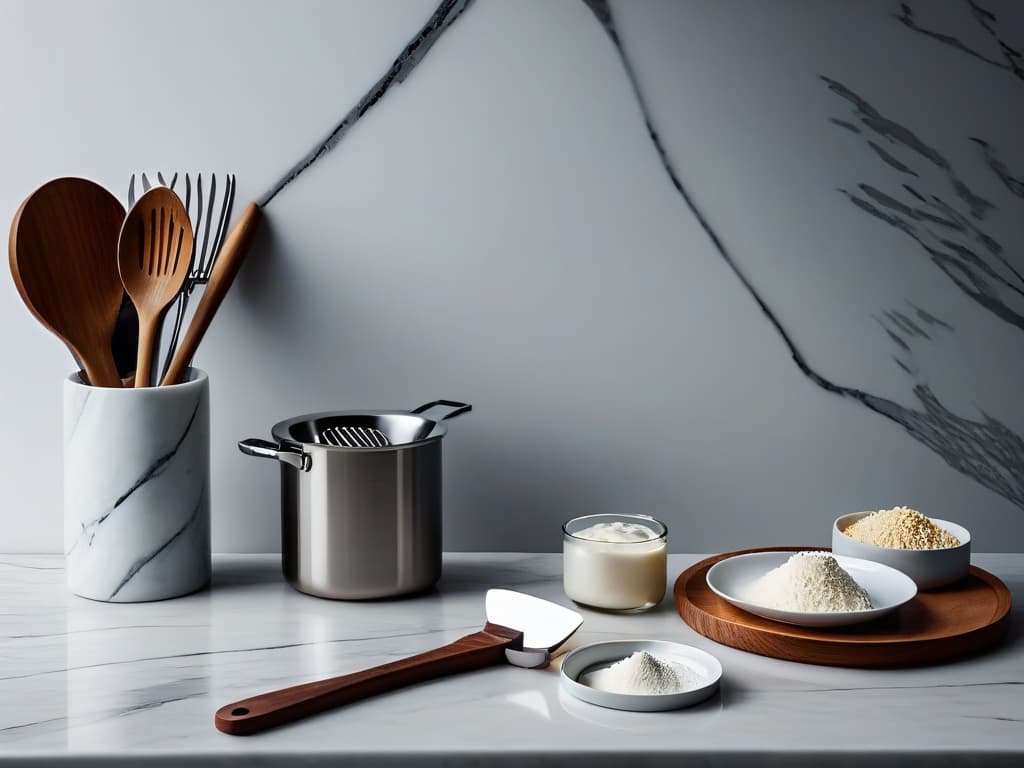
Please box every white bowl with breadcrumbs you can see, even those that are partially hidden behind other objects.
[832,512,970,590]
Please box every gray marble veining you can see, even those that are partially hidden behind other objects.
[0,553,1020,766]
[3,0,1024,560]
[258,0,475,207]
[896,1,1023,80]
[584,0,1024,521]
[63,372,211,602]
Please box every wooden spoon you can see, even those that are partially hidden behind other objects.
[9,177,126,388]
[161,202,262,385]
[117,187,193,387]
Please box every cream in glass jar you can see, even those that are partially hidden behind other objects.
[562,514,667,612]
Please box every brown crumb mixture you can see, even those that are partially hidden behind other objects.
[843,506,960,550]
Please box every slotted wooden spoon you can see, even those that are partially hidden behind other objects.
[9,177,126,388]
[117,187,193,387]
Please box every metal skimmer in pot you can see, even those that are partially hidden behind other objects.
[239,400,471,599]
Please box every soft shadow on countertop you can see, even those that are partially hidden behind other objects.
[210,557,283,588]
[434,555,563,597]
[204,555,565,600]
[991,603,1024,657]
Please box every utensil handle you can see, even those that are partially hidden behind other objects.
[214,622,521,735]
[161,202,262,385]
[134,317,158,388]
[79,341,123,389]
[410,400,472,421]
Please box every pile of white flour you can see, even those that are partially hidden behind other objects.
[579,651,700,695]
[743,552,872,612]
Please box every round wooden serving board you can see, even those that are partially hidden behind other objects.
[674,547,1012,668]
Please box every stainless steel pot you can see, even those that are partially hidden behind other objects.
[239,400,471,599]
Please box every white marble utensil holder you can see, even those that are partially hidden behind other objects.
[63,368,211,602]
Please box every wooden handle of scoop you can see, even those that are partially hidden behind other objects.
[215,622,521,735]
[77,340,123,389]
[161,202,262,386]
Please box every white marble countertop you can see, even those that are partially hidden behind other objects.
[0,553,1020,766]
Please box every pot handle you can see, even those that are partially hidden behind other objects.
[410,400,472,421]
[238,438,311,472]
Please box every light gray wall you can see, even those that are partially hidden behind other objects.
[2,0,1022,553]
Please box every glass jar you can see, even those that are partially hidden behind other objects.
[562,513,668,612]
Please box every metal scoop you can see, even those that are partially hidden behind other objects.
[320,425,390,447]
[215,589,583,735]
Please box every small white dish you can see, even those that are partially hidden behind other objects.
[560,640,721,712]
[706,551,917,628]
[832,512,971,590]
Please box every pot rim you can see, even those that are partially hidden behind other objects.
[270,409,451,451]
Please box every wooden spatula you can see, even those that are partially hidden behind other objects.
[215,589,583,735]
[9,177,126,388]
[160,202,261,386]
[117,187,193,387]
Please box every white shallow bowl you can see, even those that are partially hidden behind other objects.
[560,640,721,712]
[706,551,917,628]
[832,512,971,590]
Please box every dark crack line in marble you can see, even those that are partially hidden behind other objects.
[773,681,1023,694]
[904,184,929,203]
[965,0,1022,79]
[116,693,204,718]
[579,0,747,320]
[857,184,956,228]
[842,185,1024,332]
[822,76,994,220]
[64,389,91,445]
[0,625,482,682]
[893,356,915,375]
[940,239,1024,299]
[822,76,947,168]
[259,0,475,207]
[68,401,200,559]
[954,177,995,220]
[0,561,62,571]
[825,75,1024,430]
[0,715,67,734]
[66,398,203,559]
[583,1,1024,512]
[842,186,1024,314]
[887,310,932,339]
[875,317,913,352]
[8,624,207,640]
[867,140,919,177]
[111,398,201,513]
[108,480,205,599]
[0,689,209,737]
[908,300,955,331]
[973,137,1024,198]
[920,191,1004,257]
[830,117,861,134]
[895,1,1022,80]
[968,0,998,34]
[826,77,1024,339]
[877,311,925,377]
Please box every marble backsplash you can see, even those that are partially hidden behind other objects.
[0,0,1020,552]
